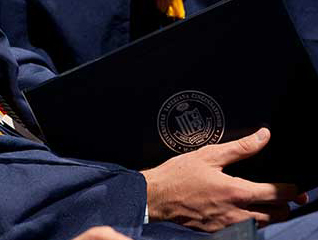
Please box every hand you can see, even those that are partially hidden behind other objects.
[72,226,132,240]
[141,128,308,232]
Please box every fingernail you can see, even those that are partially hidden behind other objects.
[256,128,268,142]
[304,193,310,204]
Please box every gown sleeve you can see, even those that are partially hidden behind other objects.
[0,135,147,240]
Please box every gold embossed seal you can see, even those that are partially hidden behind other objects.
[157,90,225,153]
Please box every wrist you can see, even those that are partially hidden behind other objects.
[141,168,165,222]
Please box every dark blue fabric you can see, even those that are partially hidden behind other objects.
[0,0,131,133]
[0,135,147,240]
[184,0,223,16]
[284,0,318,73]
[141,222,209,240]
[259,211,318,240]
[0,0,131,73]
[0,29,55,134]
[1,0,318,240]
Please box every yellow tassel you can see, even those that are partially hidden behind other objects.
[156,0,186,19]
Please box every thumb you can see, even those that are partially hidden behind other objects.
[215,128,271,167]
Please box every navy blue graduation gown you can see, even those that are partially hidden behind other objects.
[1,0,318,240]
[0,136,147,240]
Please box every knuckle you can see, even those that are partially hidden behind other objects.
[237,138,253,154]
[229,182,255,205]
[194,145,221,164]
[223,212,237,225]
[196,144,214,156]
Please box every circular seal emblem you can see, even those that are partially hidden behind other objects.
[157,90,225,153]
